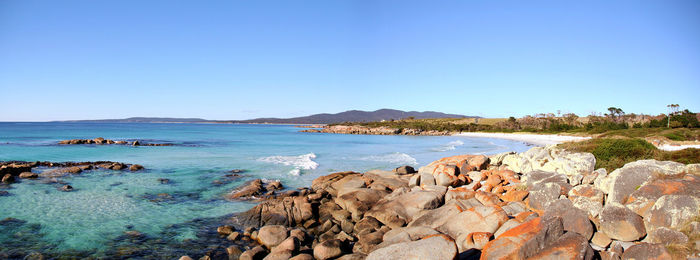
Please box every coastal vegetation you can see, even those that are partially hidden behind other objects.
[331,107,700,140]
[558,137,700,170]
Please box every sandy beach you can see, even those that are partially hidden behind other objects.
[453,132,592,146]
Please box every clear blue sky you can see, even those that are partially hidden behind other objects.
[1,0,699,121]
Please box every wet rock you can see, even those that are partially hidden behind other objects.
[0,191,9,196]
[18,172,38,179]
[599,203,646,242]
[366,234,458,260]
[228,179,265,199]
[216,225,234,236]
[129,164,144,171]
[227,231,241,241]
[24,252,45,260]
[158,178,171,184]
[313,239,344,260]
[620,243,672,259]
[60,185,74,192]
[1,174,13,183]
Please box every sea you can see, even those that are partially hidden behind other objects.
[0,122,532,258]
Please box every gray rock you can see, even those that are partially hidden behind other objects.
[366,234,457,260]
[600,203,646,242]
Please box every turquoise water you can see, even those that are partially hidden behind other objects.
[0,122,531,257]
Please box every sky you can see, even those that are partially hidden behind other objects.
[1,0,699,121]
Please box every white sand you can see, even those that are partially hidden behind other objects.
[453,132,592,146]
[657,144,700,151]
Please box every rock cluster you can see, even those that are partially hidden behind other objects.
[302,125,449,136]
[58,137,174,146]
[228,179,285,200]
[1,161,145,194]
[182,145,700,259]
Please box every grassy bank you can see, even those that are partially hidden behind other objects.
[558,138,700,170]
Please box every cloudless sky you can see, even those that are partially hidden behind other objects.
[1,0,699,121]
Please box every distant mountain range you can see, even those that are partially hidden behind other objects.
[56,109,477,124]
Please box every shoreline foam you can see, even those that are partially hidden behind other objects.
[453,132,592,146]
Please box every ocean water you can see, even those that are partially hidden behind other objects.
[0,122,532,257]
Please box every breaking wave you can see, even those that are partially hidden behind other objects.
[258,153,319,175]
[359,152,418,165]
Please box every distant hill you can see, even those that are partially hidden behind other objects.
[55,109,477,124]
[234,109,476,124]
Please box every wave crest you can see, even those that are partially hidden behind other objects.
[258,153,319,175]
[432,140,465,152]
[360,152,417,165]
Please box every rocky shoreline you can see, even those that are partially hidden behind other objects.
[1,161,144,194]
[301,125,450,136]
[58,137,174,146]
[183,145,700,260]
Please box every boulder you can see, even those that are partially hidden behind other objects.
[645,227,688,245]
[568,184,604,204]
[437,205,508,240]
[591,231,612,248]
[239,246,267,260]
[228,179,265,199]
[18,172,38,179]
[313,239,344,260]
[600,160,685,204]
[455,231,491,252]
[480,215,564,259]
[257,225,288,248]
[599,203,646,242]
[408,200,466,229]
[365,188,443,228]
[620,243,672,260]
[503,146,595,176]
[527,182,561,213]
[334,188,387,221]
[237,195,313,227]
[366,234,458,260]
[529,232,595,260]
[289,254,314,260]
[625,178,700,217]
[543,199,594,240]
[643,194,700,230]
[312,171,359,195]
[379,226,440,247]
